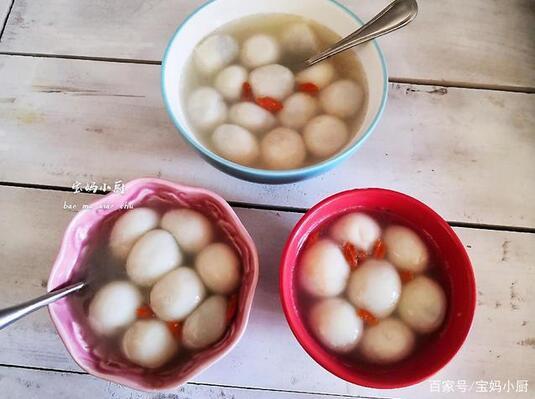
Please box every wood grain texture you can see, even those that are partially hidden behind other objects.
[0,55,534,228]
[0,367,354,399]
[0,0,534,88]
[0,186,533,399]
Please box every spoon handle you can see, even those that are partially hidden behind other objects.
[304,0,418,67]
[0,281,86,330]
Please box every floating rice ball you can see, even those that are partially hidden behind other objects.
[214,65,248,101]
[109,208,160,262]
[195,243,241,295]
[296,62,336,90]
[398,276,447,334]
[229,102,277,134]
[278,93,319,130]
[182,296,228,350]
[250,64,295,101]
[303,115,348,159]
[194,34,239,76]
[360,318,415,364]
[126,229,182,287]
[346,259,401,318]
[330,212,381,252]
[383,225,429,273]
[280,22,319,58]
[161,209,213,254]
[122,320,179,368]
[150,267,206,321]
[88,281,142,336]
[187,87,227,131]
[300,239,350,297]
[320,80,364,118]
[212,124,260,165]
[309,298,363,353]
[240,34,281,68]
[261,127,306,170]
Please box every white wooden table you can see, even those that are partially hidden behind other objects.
[0,1,534,398]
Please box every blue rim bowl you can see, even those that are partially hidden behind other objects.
[161,0,388,184]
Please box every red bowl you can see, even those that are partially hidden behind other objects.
[279,188,476,389]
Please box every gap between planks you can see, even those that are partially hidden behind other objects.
[0,363,382,399]
[0,51,533,94]
[0,0,15,41]
[1,181,534,235]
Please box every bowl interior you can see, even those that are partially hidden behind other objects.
[48,178,258,391]
[280,189,476,389]
[162,0,387,177]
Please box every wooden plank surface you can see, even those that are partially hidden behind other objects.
[0,367,355,399]
[0,185,533,399]
[0,55,534,228]
[1,1,533,398]
[0,0,534,89]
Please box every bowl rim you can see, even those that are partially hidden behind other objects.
[279,188,477,389]
[161,0,389,180]
[47,178,260,392]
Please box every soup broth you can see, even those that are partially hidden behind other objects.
[181,13,369,170]
[296,209,450,367]
[67,203,241,372]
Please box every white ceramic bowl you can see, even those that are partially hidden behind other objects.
[162,0,388,184]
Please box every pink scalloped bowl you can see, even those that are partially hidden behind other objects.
[47,178,259,391]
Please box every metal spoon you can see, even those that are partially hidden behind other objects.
[303,0,418,68]
[0,281,86,330]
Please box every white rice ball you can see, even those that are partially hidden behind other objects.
[195,243,241,295]
[150,267,206,321]
[240,34,281,69]
[278,93,319,130]
[182,296,228,350]
[346,259,401,318]
[194,34,239,76]
[359,318,415,364]
[303,115,348,159]
[212,124,260,165]
[109,208,160,262]
[160,208,213,254]
[296,62,336,90]
[300,239,350,297]
[261,127,306,170]
[398,276,447,334]
[383,225,429,273]
[229,102,277,134]
[122,320,179,368]
[309,298,363,353]
[126,229,182,287]
[280,22,319,59]
[214,65,248,101]
[250,64,295,101]
[187,87,227,131]
[88,281,142,336]
[320,80,364,118]
[330,212,381,252]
